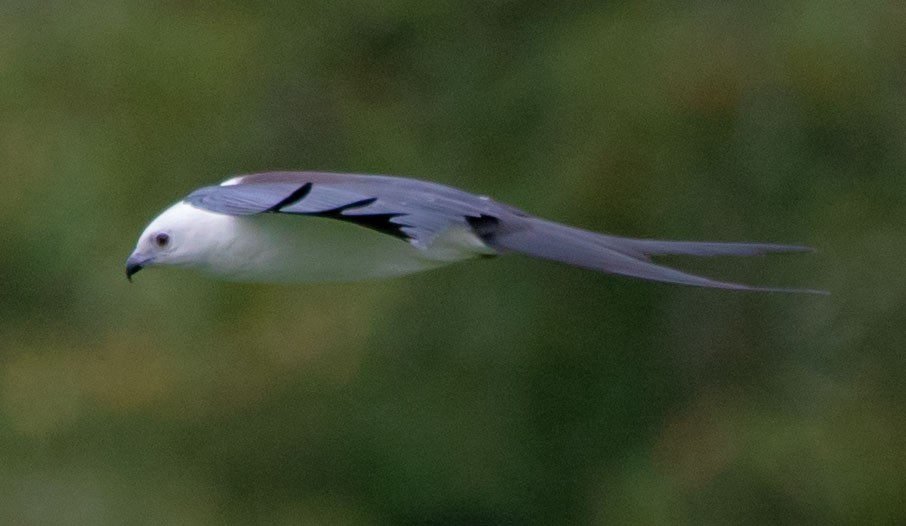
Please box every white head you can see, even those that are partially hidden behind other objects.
[126,202,235,280]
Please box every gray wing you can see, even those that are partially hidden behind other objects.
[185,171,825,293]
[184,171,511,248]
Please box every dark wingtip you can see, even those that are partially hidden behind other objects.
[753,244,815,256]
[738,285,830,295]
[789,245,816,254]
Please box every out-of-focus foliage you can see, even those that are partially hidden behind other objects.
[1,1,903,524]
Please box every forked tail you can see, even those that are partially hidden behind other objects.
[479,217,827,294]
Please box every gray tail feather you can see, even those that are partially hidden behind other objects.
[485,219,827,294]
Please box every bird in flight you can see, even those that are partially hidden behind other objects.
[126,172,825,293]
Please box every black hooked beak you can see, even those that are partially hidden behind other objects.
[126,254,152,282]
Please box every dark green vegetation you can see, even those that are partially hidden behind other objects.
[1,2,902,524]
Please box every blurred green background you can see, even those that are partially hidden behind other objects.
[2,1,903,524]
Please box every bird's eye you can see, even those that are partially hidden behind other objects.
[154,232,170,248]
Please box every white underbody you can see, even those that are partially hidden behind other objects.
[164,202,495,282]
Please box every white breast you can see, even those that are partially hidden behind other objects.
[195,210,491,282]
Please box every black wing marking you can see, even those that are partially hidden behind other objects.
[185,182,420,241]
[184,172,824,293]
[265,183,312,212]
[302,197,411,240]
[184,173,513,247]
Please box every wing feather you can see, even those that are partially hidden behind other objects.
[184,172,498,246]
[183,171,824,293]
